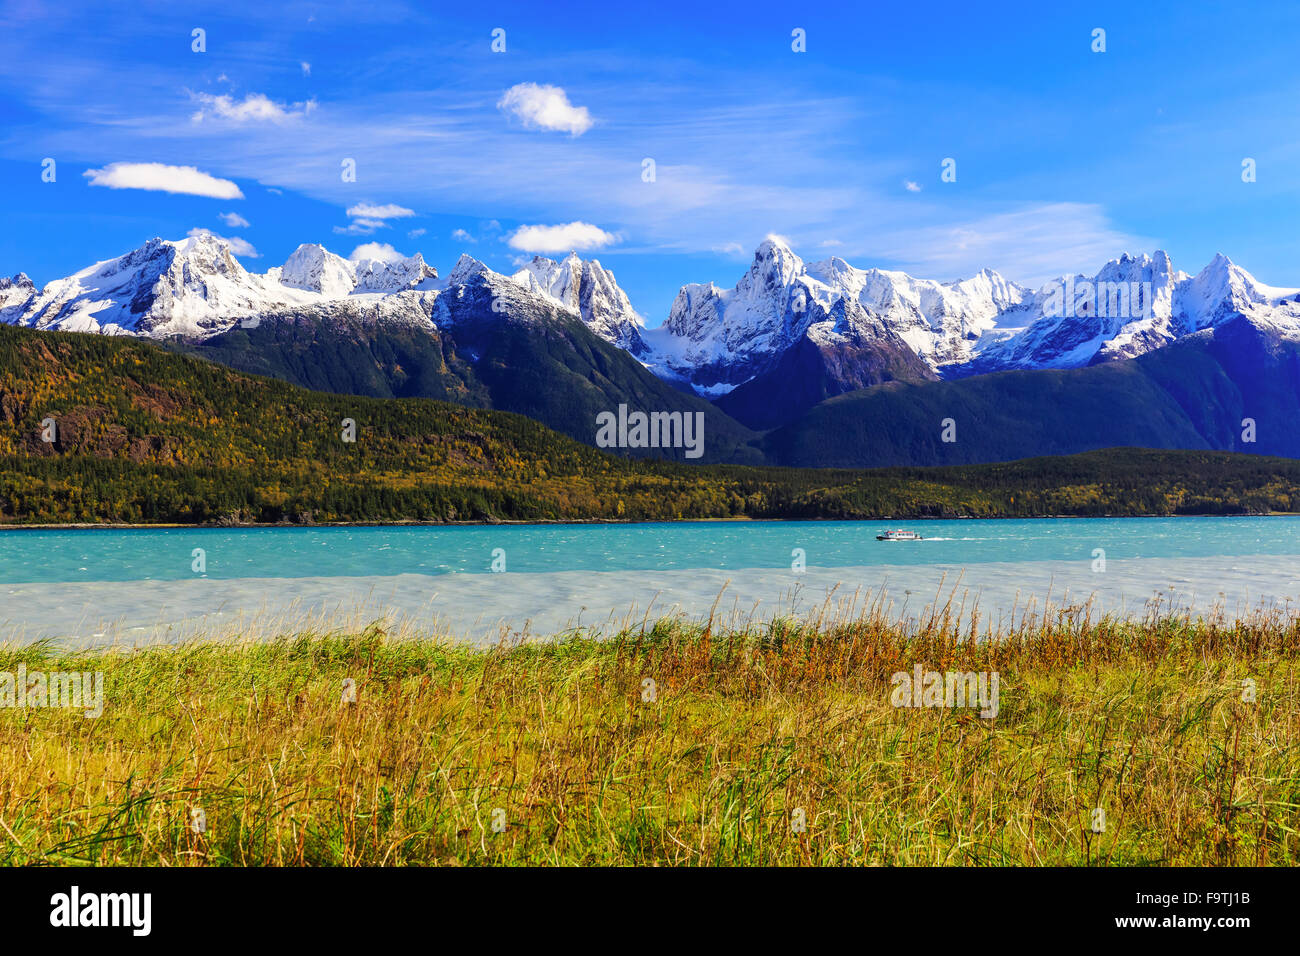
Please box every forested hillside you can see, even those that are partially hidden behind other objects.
[2,326,1299,524]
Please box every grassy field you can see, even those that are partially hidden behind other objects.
[1,602,1297,866]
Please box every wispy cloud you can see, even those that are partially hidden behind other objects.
[219,211,251,228]
[346,203,414,220]
[884,203,1158,286]
[498,83,593,135]
[334,202,416,237]
[84,162,243,199]
[333,218,388,235]
[190,91,317,124]
[3,21,1171,290]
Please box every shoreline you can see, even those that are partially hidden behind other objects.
[0,511,1291,531]
[7,553,1298,646]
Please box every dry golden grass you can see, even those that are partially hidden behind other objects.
[1,597,1297,866]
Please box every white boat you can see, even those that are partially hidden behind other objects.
[876,529,922,541]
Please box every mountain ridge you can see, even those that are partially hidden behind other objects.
[8,235,1297,393]
[6,234,1300,468]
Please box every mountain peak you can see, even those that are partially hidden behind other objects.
[756,234,794,255]
[351,250,438,292]
[508,250,647,354]
[280,243,355,297]
[744,237,803,290]
[448,253,490,285]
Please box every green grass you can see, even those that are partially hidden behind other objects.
[2,603,1297,866]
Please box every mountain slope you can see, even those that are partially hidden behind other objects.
[713,295,938,429]
[0,235,758,462]
[5,325,1300,524]
[8,234,1300,471]
[642,239,941,427]
[175,256,761,463]
[510,252,649,355]
[762,315,1300,467]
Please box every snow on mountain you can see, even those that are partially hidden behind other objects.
[278,244,356,297]
[641,239,817,392]
[7,234,1300,404]
[510,252,649,354]
[967,251,1300,373]
[642,237,1026,393]
[0,273,35,315]
[9,235,325,337]
[803,258,1027,366]
[435,254,550,328]
[1,235,445,338]
[1174,253,1300,337]
[352,251,439,293]
[644,238,1300,394]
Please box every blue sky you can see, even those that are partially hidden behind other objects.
[2,0,1299,324]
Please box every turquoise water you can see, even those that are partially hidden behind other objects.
[2,517,1299,585]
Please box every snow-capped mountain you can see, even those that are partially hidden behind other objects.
[7,234,1300,421]
[963,251,1300,375]
[0,272,35,312]
[0,235,442,338]
[510,253,649,355]
[276,242,439,297]
[0,235,653,354]
[352,249,439,293]
[637,237,1300,399]
[277,243,358,298]
[640,237,1026,394]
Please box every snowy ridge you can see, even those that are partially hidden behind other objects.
[642,237,1300,393]
[2,236,443,339]
[640,237,1029,393]
[510,252,649,354]
[968,251,1300,373]
[5,234,1300,402]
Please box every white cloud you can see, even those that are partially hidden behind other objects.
[333,218,388,235]
[219,211,251,228]
[904,180,922,193]
[300,62,311,77]
[450,228,475,244]
[84,162,243,199]
[712,241,744,256]
[190,91,317,124]
[819,239,843,247]
[187,227,259,258]
[507,221,618,253]
[346,202,414,220]
[407,227,427,239]
[497,83,593,136]
[350,241,405,263]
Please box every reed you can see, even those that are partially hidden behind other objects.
[1,596,1296,866]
